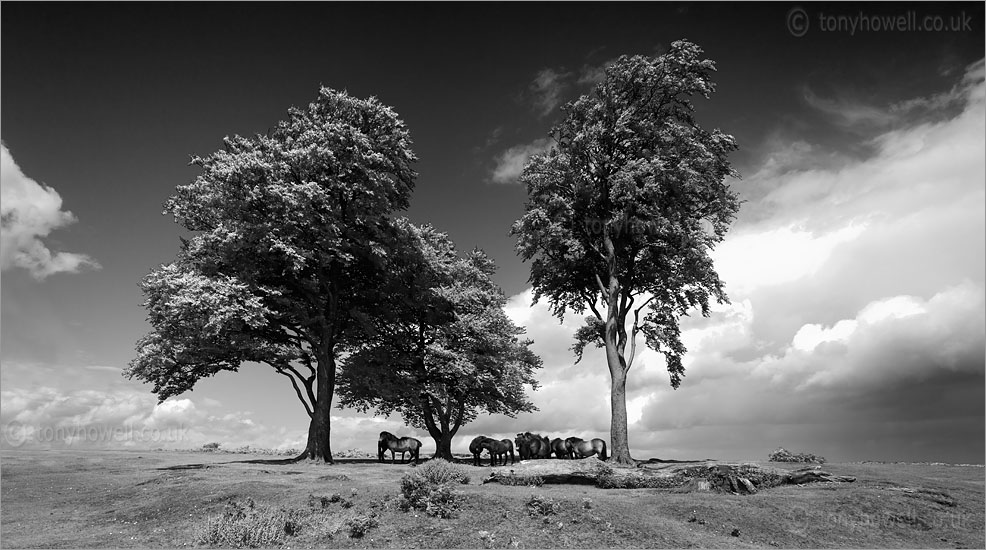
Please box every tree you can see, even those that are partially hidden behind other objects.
[125,88,418,463]
[510,40,741,465]
[336,220,542,460]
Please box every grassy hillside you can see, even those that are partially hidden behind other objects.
[1,449,982,548]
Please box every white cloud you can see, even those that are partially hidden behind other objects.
[713,223,866,293]
[478,58,985,462]
[529,68,571,117]
[489,138,553,184]
[802,87,897,128]
[791,319,857,352]
[0,143,100,279]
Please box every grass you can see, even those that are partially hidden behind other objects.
[1,448,983,548]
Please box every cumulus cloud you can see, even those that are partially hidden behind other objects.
[0,384,297,451]
[528,68,572,118]
[0,144,100,279]
[489,138,553,184]
[482,57,985,463]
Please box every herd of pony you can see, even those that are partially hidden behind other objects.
[470,432,608,466]
[376,430,607,466]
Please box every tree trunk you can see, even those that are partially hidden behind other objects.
[432,432,454,461]
[606,354,633,465]
[601,238,634,465]
[304,349,335,463]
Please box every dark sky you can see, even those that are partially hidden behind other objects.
[2,2,983,463]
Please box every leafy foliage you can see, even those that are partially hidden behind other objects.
[126,88,418,461]
[197,499,303,548]
[416,458,472,485]
[337,222,542,458]
[524,494,560,517]
[768,447,827,464]
[344,513,378,538]
[398,460,466,519]
[510,40,740,462]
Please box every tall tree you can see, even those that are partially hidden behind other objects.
[510,41,741,465]
[337,221,542,460]
[126,88,417,463]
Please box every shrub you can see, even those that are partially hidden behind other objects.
[398,462,465,519]
[345,513,378,538]
[307,494,331,511]
[197,499,301,547]
[423,483,461,519]
[525,494,559,517]
[768,447,825,464]
[417,459,471,485]
[202,442,221,451]
[400,473,435,509]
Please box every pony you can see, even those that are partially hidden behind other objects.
[482,438,515,466]
[565,436,607,460]
[469,435,494,466]
[515,432,551,460]
[378,431,422,464]
[550,437,570,459]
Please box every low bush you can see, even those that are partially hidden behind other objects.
[197,499,302,548]
[417,459,471,485]
[345,513,378,538]
[398,460,465,519]
[768,447,826,464]
[525,493,559,517]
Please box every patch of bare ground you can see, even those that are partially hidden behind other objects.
[1,449,982,548]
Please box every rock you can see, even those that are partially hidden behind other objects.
[738,477,757,494]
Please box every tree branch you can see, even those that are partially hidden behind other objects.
[277,369,313,417]
[626,295,655,371]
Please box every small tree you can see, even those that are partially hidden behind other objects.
[337,221,542,460]
[126,88,418,463]
[511,41,741,464]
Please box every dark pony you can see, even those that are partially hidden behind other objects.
[469,435,494,466]
[378,431,422,464]
[565,436,607,460]
[482,438,515,466]
[514,432,551,460]
[550,437,570,459]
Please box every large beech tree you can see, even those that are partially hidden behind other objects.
[337,221,542,460]
[510,41,741,465]
[126,88,417,463]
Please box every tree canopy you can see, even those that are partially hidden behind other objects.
[511,40,741,464]
[337,220,542,460]
[126,88,418,463]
